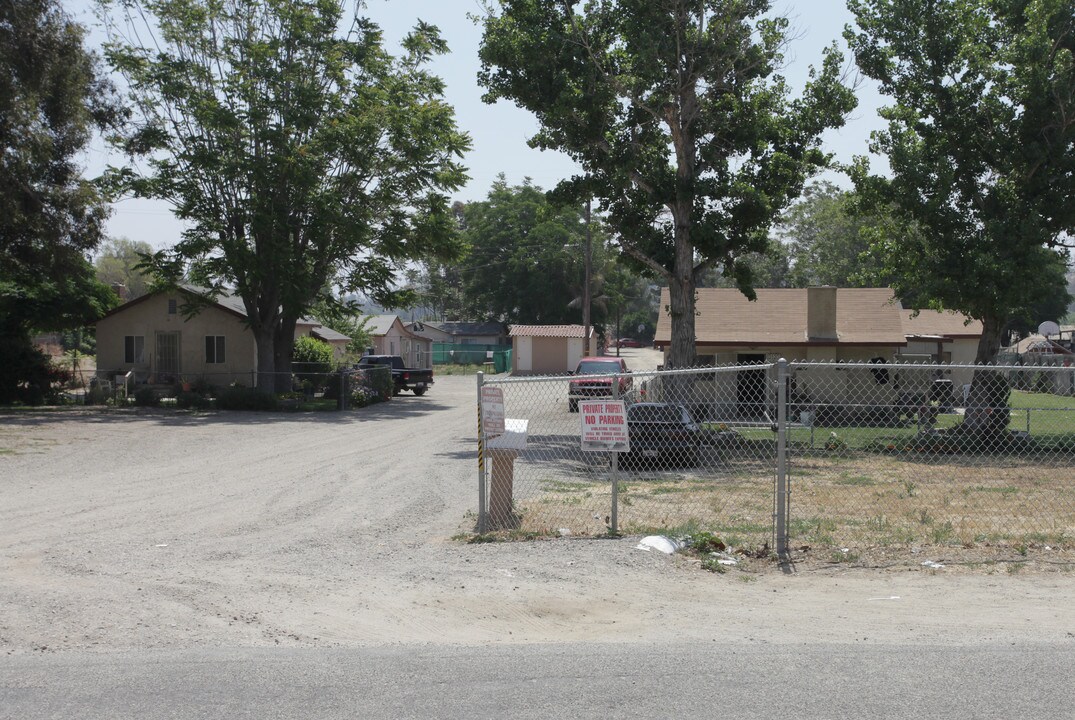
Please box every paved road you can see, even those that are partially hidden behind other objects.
[4,642,1074,719]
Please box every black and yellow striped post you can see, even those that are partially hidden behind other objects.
[476,372,487,533]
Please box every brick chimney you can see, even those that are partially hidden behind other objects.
[111,283,129,302]
[807,286,838,341]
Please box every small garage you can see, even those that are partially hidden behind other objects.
[510,324,594,375]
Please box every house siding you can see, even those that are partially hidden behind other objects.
[684,344,904,415]
[96,293,257,385]
[372,319,432,369]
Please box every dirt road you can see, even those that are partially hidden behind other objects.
[2,373,1074,654]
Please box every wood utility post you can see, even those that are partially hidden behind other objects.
[584,197,592,355]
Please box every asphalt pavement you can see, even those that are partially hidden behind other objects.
[3,641,1072,719]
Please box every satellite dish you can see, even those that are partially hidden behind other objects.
[1038,321,1060,337]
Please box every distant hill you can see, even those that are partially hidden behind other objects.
[342,293,439,322]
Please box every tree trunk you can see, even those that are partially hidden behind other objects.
[665,270,696,370]
[665,229,697,370]
[254,325,276,394]
[962,314,1010,442]
[663,233,697,407]
[273,316,299,394]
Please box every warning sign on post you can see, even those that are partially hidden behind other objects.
[580,400,630,453]
[481,386,505,437]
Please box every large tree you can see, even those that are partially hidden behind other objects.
[102,0,469,391]
[457,177,604,325]
[94,237,155,300]
[778,181,891,289]
[847,0,1075,437]
[697,241,791,289]
[479,0,856,368]
[847,0,1075,361]
[0,0,120,403]
[774,181,1069,329]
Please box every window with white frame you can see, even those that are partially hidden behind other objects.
[205,336,226,364]
[124,335,145,364]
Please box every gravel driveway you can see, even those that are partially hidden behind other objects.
[3,373,1074,654]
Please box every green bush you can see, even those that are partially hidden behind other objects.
[292,336,334,389]
[0,337,69,405]
[191,376,214,395]
[84,384,108,405]
[365,365,393,401]
[349,384,386,408]
[217,385,279,411]
[134,386,159,407]
[175,390,212,410]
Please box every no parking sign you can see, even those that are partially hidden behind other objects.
[580,400,630,453]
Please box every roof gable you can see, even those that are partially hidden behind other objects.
[95,285,247,323]
[365,314,422,340]
[95,285,350,340]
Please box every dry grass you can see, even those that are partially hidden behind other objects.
[511,447,1075,562]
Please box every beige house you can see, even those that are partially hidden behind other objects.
[901,309,983,386]
[365,315,432,369]
[653,287,982,417]
[95,287,349,386]
[406,320,453,343]
[510,324,594,375]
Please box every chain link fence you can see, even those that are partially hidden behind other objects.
[476,361,1075,555]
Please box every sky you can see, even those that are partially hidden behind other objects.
[70,0,888,251]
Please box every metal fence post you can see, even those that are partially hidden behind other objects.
[610,373,620,535]
[476,372,488,534]
[775,358,789,559]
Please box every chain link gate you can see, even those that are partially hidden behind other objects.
[476,365,783,548]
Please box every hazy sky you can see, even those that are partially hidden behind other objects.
[71,0,887,250]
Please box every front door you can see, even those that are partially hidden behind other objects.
[736,353,767,419]
[156,331,180,383]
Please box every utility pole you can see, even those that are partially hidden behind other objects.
[583,197,592,355]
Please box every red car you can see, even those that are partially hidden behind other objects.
[568,356,631,412]
[616,337,643,348]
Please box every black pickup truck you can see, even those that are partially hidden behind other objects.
[357,355,434,396]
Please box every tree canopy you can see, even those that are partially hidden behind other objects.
[411,177,609,326]
[0,0,120,403]
[847,0,1075,364]
[94,237,155,300]
[777,181,891,289]
[101,0,469,390]
[479,0,856,368]
[461,178,607,325]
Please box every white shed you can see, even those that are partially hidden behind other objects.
[509,324,594,375]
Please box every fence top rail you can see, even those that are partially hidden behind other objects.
[483,362,778,385]
[789,360,1073,373]
[481,359,1074,385]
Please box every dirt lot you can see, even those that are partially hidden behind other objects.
[2,372,1075,655]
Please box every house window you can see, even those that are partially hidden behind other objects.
[205,336,226,364]
[124,336,145,364]
[167,299,177,314]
